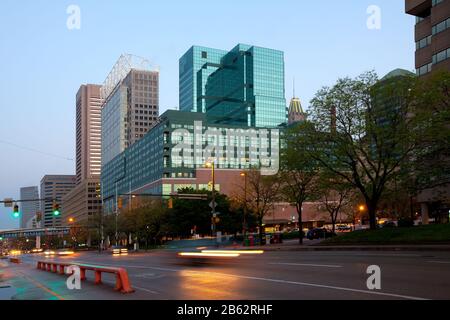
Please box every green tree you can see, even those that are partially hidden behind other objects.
[167,188,231,237]
[410,71,450,200]
[280,121,321,244]
[245,169,281,245]
[136,199,168,248]
[305,71,427,230]
[316,173,354,233]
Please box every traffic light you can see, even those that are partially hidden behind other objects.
[13,204,20,219]
[52,201,60,216]
[117,197,123,210]
[168,198,173,209]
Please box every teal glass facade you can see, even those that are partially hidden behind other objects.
[179,46,227,114]
[101,110,280,212]
[179,44,287,128]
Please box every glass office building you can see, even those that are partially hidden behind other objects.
[101,86,128,167]
[101,110,280,212]
[179,44,287,128]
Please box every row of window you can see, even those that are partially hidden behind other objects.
[418,47,450,75]
[432,47,450,65]
[416,35,432,50]
[432,17,450,35]
[417,62,432,76]
[134,73,157,81]
[416,0,444,24]
[134,121,156,126]
[135,115,156,120]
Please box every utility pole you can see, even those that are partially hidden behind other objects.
[115,182,118,246]
[241,172,247,238]
[99,184,104,253]
[211,161,216,237]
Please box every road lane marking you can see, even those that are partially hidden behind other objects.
[101,279,159,295]
[180,270,429,301]
[280,253,423,257]
[70,260,181,273]
[23,258,162,296]
[72,260,429,300]
[15,270,65,300]
[428,261,450,265]
[131,285,159,294]
[269,262,343,268]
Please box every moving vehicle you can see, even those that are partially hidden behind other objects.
[111,246,128,256]
[56,249,75,256]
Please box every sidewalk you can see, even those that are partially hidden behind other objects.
[225,239,450,252]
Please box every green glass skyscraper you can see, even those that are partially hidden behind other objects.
[179,44,287,128]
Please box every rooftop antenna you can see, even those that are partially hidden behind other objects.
[293,77,296,98]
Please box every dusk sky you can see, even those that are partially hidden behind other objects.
[0,0,415,229]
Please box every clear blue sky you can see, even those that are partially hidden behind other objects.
[0,0,414,229]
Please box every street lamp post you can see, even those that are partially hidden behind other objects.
[358,204,366,229]
[211,161,216,237]
[115,182,119,246]
[68,218,77,249]
[206,160,217,238]
[240,172,247,238]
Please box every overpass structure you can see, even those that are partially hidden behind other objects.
[0,227,70,239]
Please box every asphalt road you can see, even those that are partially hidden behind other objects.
[1,249,450,300]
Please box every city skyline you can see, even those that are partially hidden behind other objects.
[0,0,415,229]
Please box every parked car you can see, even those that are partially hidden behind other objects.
[380,221,396,228]
[307,228,336,240]
[336,225,352,232]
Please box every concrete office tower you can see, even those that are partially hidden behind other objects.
[101,54,159,167]
[40,175,76,228]
[179,44,287,128]
[61,178,101,226]
[63,85,103,227]
[19,186,40,229]
[405,0,450,76]
[76,84,103,185]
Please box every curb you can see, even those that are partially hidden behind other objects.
[246,245,450,252]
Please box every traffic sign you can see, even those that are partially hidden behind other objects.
[3,198,13,208]
[209,201,217,209]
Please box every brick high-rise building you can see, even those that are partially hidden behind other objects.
[406,0,450,224]
[288,97,305,125]
[405,0,450,76]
